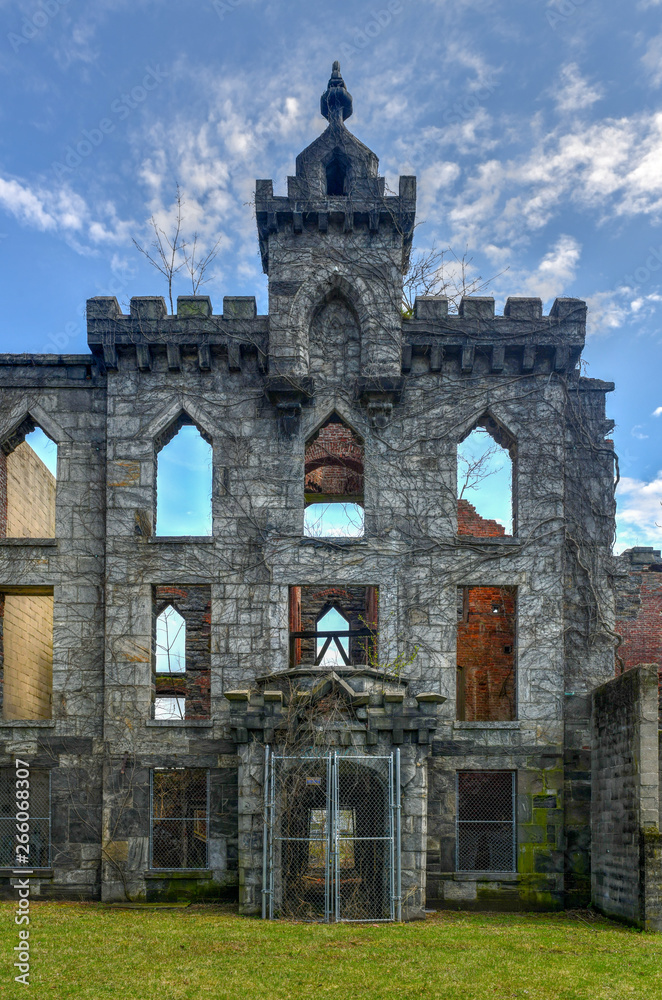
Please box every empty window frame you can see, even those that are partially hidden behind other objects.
[456,771,516,873]
[153,586,211,721]
[1,424,57,539]
[0,768,51,868]
[456,586,516,722]
[289,585,378,668]
[154,419,212,537]
[304,414,364,539]
[457,416,516,537]
[150,768,209,870]
[0,591,53,721]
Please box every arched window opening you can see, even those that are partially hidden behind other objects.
[289,585,378,668]
[154,605,186,720]
[1,424,57,539]
[152,586,211,721]
[304,414,364,538]
[155,421,212,537]
[457,418,516,537]
[316,607,350,666]
[326,154,347,196]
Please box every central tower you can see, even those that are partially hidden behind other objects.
[255,62,416,380]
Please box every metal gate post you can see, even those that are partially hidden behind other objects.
[262,745,270,920]
[333,752,340,922]
[395,748,402,922]
[324,753,333,923]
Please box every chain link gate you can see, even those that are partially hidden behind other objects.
[263,749,401,922]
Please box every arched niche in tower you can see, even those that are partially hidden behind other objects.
[457,413,517,537]
[308,290,361,381]
[325,147,351,196]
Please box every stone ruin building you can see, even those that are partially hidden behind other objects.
[0,63,660,928]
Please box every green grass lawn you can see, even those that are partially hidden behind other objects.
[0,903,659,999]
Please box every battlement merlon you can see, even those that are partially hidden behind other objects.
[86,295,268,372]
[86,293,589,376]
[255,175,417,275]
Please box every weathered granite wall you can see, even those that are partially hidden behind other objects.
[591,664,662,929]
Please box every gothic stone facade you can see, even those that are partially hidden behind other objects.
[0,64,659,925]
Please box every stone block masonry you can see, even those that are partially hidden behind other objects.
[591,665,662,930]
[0,62,637,919]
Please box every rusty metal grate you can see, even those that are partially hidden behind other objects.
[150,768,209,870]
[0,768,50,869]
[456,770,516,873]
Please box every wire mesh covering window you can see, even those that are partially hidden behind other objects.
[150,768,209,870]
[456,771,515,873]
[0,768,50,868]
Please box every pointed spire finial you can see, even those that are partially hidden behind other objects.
[320,61,353,124]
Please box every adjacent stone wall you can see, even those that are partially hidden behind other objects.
[591,665,662,930]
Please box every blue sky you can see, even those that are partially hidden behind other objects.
[1,0,661,552]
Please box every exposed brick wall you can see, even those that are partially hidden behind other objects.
[1,594,53,720]
[154,585,211,719]
[615,550,662,671]
[614,548,662,715]
[457,498,506,537]
[5,441,55,538]
[304,416,363,498]
[456,586,516,721]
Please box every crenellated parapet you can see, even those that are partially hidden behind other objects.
[403,295,587,375]
[86,294,267,373]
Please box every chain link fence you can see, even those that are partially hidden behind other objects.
[265,751,400,922]
[456,770,515,872]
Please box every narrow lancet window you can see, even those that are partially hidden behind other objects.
[304,414,364,538]
[457,417,515,537]
[155,421,212,537]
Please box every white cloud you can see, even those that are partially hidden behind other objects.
[653,406,662,416]
[631,425,649,440]
[553,64,603,114]
[0,177,56,231]
[492,235,581,303]
[615,471,662,552]
[642,33,662,88]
